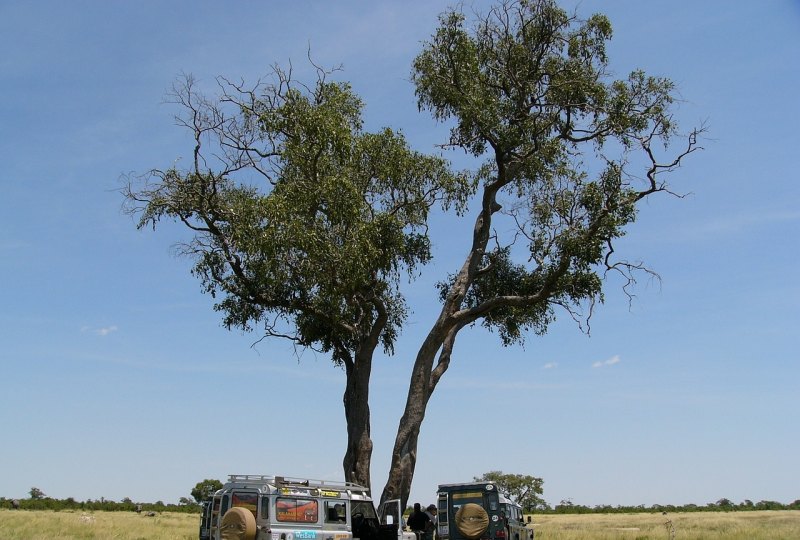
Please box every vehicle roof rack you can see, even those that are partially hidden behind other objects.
[226,475,370,493]
[438,481,495,489]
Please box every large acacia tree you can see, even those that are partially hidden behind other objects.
[379,0,701,506]
[124,67,466,490]
[126,0,701,508]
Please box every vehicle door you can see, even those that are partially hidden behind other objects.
[378,500,416,540]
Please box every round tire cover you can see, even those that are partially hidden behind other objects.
[455,503,489,539]
[221,506,257,540]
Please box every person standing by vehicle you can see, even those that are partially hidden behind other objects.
[424,504,437,540]
[407,503,431,540]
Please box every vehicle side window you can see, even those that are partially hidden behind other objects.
[260,497,269,520]
[221,495,231,516]
[325,501,346,523]
[277,497,319,523]
[210,497,222,529]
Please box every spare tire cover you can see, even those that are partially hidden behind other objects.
[221,506,257,540]
[455,503,489,540]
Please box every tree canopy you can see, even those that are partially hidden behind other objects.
[475,471,545,511]
[380,0,701,507]
[126,0,702,508]
[125,66,467,489]
[191,479,223,504]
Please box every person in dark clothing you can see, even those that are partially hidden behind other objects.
[424,504,438,540]
[407,503,432,539]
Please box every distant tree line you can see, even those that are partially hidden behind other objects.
[4,484,798,515]
[535,498,800,514]
[475,472,799,515]
[1,487,201,514]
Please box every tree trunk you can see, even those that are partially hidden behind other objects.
[379,324,461,508]
[380,179,502,508]
[379,336,439,508]
[342,349,374,489]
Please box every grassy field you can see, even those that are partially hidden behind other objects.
[1,509,799,540]
[527,510,800,540]
[0,509,197,540]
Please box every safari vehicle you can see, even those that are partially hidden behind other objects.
[200,474,414,540]
[436,482,532,540]
[199,500,212,540]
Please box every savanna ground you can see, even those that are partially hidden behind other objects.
[529,510,800,539]
[1,509,799,540]
[0,509,196,540]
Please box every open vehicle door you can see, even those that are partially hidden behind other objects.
[378,500,416,540]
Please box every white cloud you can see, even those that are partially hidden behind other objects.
[96,326,118,336]
[592,355,621,368]
[81,325,118,336]
[543,362,558,369]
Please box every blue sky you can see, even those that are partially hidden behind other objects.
[1,0,798,509]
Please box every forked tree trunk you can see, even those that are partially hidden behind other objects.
[379,325,460,508]
[380,175,503,508]
[342,350,374,489]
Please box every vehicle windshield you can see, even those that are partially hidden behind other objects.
[352,500,378,519]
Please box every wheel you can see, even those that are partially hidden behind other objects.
[220,507,257,540]
[454,503,489,540]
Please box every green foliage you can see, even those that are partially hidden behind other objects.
[414,0,701,343]
[126,70,468,365]
[28,487,44,500]
[191,479,223,504]
[475,471,545,511]
[126,0,704,499]
[0,496,200,513]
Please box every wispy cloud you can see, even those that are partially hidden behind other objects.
[543,362,558,369]
[664,209,800,244]
[626,208,800,248]
[592,355,621,368]
[437,377,567,392]
[691,210,800,236]
[81,325,118,336]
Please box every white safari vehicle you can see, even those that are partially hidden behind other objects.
[199,474,414,540]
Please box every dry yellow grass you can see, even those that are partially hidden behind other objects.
[526,510,800,540]
[0,509,197,540]
[2,509,798,540]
